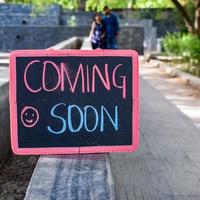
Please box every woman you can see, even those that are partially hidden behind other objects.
[89,14,105,49]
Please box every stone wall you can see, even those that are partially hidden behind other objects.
[0,26,90,51]
[0,26,144,54]
[0,3,179,36]
[153,19,180,38]
[0,3,145,53]
[0,15,60,26]
[0,4,60,26]
[118,26,144,54]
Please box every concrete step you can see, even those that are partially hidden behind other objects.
[0,59,9,67]
[0,67,9,86]
[81,37,92,50]
[0,79,9,86]
[51,36,82,50]
[0,53,9,60]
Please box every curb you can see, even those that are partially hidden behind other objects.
[154,60,200,89]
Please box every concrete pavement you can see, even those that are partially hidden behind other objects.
[140,59,200,130]
[1,46,200,199]
[110,77,200,200]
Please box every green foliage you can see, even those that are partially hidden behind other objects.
[56,0,79,9]
[6,0,31,3]
[85,0,175,11]
[172,0,195,32]
[181,34,200,65]
[6,0,51,13]
[134,0,174,9]
[6,0,176,11]
[162,32,183,55]
[6,0,80,13]
[85,0,133,11]
[162,32,200,76]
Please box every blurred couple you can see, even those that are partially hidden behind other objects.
[89,6,119,50]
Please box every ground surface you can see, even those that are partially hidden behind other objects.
[140,59,200,129]
[1,54,200,200]
[0,155,38,200]
[109,59,200,200]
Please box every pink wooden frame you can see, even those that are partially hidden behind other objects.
[9,49,139,155]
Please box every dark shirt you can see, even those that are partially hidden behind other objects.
[103,13,119,38]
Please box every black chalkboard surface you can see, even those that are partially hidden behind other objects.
[10,50,139,154]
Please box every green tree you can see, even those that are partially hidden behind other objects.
[171,0,200,35]
[6,0,81,10]
[5,0,200,35]
[85,0,175,11]
[134,0,174,8]
[85,0,132,11]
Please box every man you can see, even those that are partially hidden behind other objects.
[103,6,120,49]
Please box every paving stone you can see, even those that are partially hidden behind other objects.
[109,78,200,200]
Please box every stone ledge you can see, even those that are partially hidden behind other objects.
[25,154,116,200]
[0,52,9,59]
[50,36,82,50]
[157,61,200,89]
[144,52,200,89]
[80,37,92,50]
[0,59,9,67]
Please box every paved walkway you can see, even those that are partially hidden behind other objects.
[1,45,200,199]
[110,77,200,200]
[140,59,200,129]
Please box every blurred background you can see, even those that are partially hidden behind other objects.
[0,0,198,53]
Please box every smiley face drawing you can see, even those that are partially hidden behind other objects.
[21,106,39,128]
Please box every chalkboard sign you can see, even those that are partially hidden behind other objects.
[10,49,139,155]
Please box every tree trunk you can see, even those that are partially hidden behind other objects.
[194,0,200,34]
[171,0,195,33]
[78,0,86,11]
[127,0,136,8]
